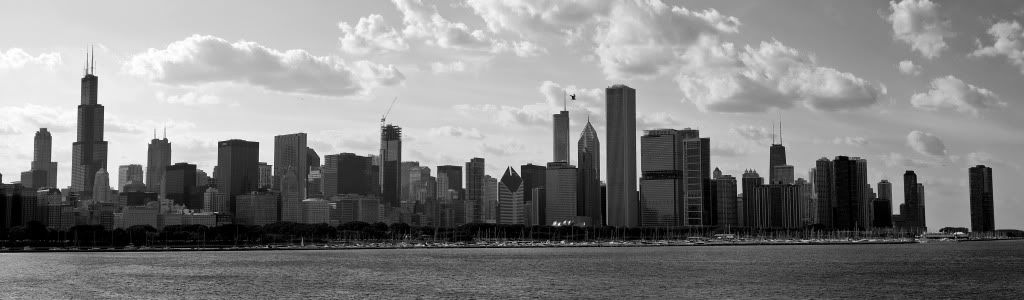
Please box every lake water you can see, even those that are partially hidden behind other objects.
[1,240,1023,299]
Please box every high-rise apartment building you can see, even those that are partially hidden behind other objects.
[466,158,485,222]
[969,165,994,232]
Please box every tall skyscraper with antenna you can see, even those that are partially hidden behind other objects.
[769,117,787,185]
[71,47,109,198]
[147,128,172,193]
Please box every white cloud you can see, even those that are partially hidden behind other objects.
[454,104,549,128]
[910,75,1006,115]
[966,152,1021,170]
[156,91,222,106]
[898,60,921,75]
[677,38,885,113]
[881,152,938,168]
[906,130,946,157]
[466,0,739,79]
[339,14,409,55]
[481,140,526,157]
[539,80,604,117]
[971,20,1024,74]
[430,61,467,74]
[730,125,773,144]
[886,0,950,59]
[0,48,61,70]
[636,112,682,130]
[124,34,404,97]
[428,126,484,139]
[0,104,75,133]
[711,142,749,157]
[594,1,740,79]
[833,136,868,147]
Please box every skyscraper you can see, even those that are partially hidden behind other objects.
[274,133,307,198]
[639,129,683,227]
[969,165,994,232]
[772,165,795,185]
[482,175,497,223]
[498,167,525,225]
[813,158,834,227]
[30,128,57,188]
[146,132,172,193]
[900,170,926,232]
[466,158,485,222]
[680,129,711,226]
[437,165,463,193]
[117,164,144,191]
[216,139,259,215]
[768,127,787,185]
[380,125,402,207]
[873,179,893,228]
[520,163,546,224]
[545,162,577,225]
[164,163,198,209]
[280,166,302,223]
[553,110,570,162]
[71,50,109,198]
[577,120,602,226]
[606,84,637,227]
[741,170,763,227]
[257,162,272,189]
[716,175,738,227]
[93,168,110,203]
[832,156,863,230]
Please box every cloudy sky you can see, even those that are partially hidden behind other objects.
[1,0,1022,229]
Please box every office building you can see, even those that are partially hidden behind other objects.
[117,164,144,191]
[741,170,763,227]
[577,120,602,226]
[146,132,171,193]
[831,156,864,230]
[302,199,330,224]
[274,133,307,197]
[30,128,58,188]
[466,158,485,222]
[280,167,302,223]
[899,170,926,232]
[716,175,738,227]
[257,162,273,189]
[873,179,893,228]
[498,167,525,225]
[482,175,497,223]
[606,84,637,227]
[71,51,109,198]
[639,129,683,227]
[553,110,570,162]
[772,165,795,185]
[235,191,278,226]
[216,139,260,215]
[380,125,402,207]
[164,163,199,209]
[969,165,995,232]
[93,168,110,203]
[545,162,577,225]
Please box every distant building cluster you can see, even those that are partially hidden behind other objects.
[0,53,999,234]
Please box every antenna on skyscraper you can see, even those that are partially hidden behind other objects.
[771,122,776,145]
[163,126,167,139]
[90,45,95,74]
[778,111,783,145]
[84,48,89,75]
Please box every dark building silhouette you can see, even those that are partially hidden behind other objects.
[465,157,485,222]
[146,130,172,193]
[900,170,926,232]
[216,139,259,215]
[29,128,57,188]
[639,129,683,227]
[437,165,463,193]
[520,163,546,224]
[338,153,375,196]
[741,170,763,227]
[768,124,786,185]
[606,84,637,227]
[71,50,108,198]
[873,179,893,228]
[165,163,198,209]
[380,125,402,207]
[832,156,864,230]
[813,158,834,227]
[969,165,995,232]
[553,110,570,163]
[577,120,602,226]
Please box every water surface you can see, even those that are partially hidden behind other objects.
[2,241,1022,299]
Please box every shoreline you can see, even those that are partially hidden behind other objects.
[3,238,1017,253]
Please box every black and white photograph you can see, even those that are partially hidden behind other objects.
[1,0,1022,298]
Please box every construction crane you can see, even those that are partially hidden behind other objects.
[380,96,398,127]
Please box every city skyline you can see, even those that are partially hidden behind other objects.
[1,0,1023,230]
